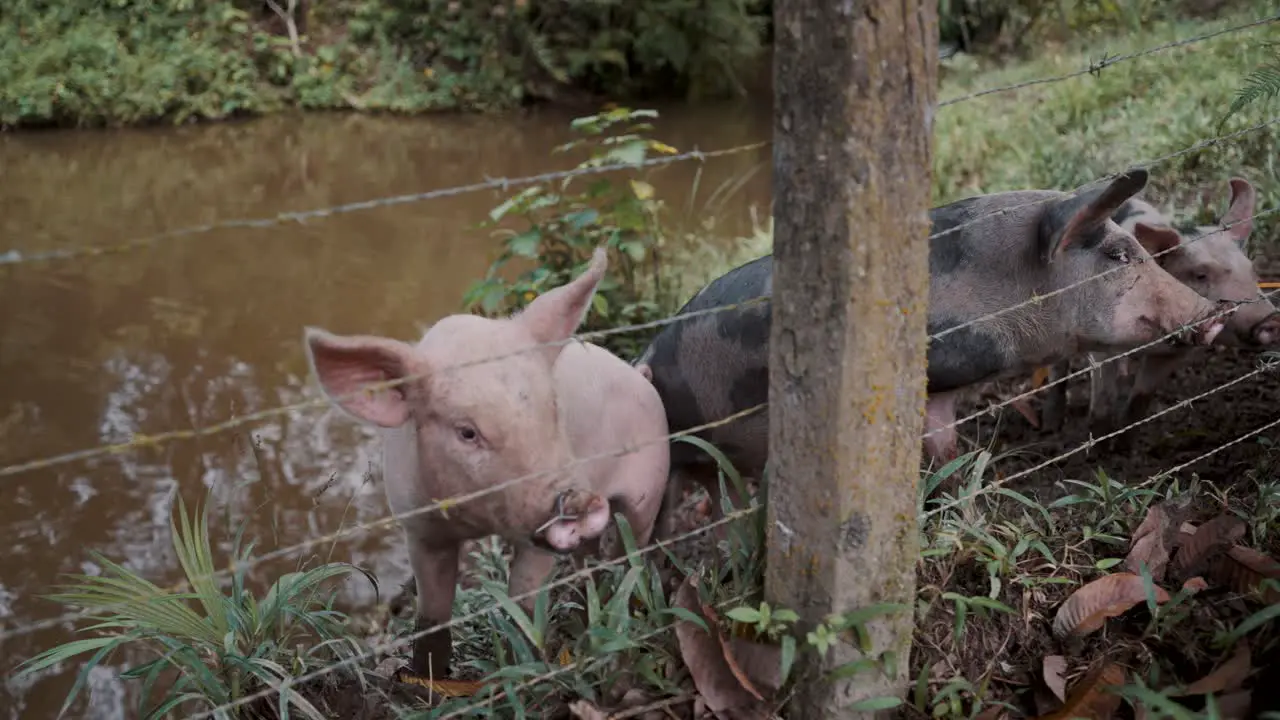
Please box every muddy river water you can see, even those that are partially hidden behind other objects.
[0,99,774,718]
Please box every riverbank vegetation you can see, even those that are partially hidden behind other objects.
[12,3,1280,719]
[0,0,1256,129]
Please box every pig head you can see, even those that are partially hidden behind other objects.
[303,247,670,680]
[636,168,1225,534]
[1120,178,1278,347]
[1043,176,1276,436]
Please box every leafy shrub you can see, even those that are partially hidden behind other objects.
[12,491,369,719]
[462,106,683,361]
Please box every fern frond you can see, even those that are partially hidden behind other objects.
[1220,56,1280,130]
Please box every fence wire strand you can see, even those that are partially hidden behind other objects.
[937,11,1280,108]
[1,116,1274,482]
[0,142,769,268]
[923,354,1280,519]
[181,506,763,720]
[0,404,766,642]
[928,282,1280,441]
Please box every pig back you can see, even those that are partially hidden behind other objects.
[636,255,773,478]
[555,342,671,496]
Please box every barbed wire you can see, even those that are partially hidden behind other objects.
[0,403,766,642]
[435,591,752,719]
[937,11,1280,108]
[182,506,763,720]
[1,116,1274,482]
[1154,413,1280,480]
[0,142,769,268]
[922,353,1280,519]
[2,9,1273,272]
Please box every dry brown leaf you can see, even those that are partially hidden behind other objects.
[1182,576,1209,593]
[1213,689,1253,720]
[568,700,610,720]
[1052,573,1171,639]
[671,574,771,720]
[1177,639,1252,697]
[1031,366,1051,388]
[1212,545,1280,604]
[394,674,488,697]
[703,604,765,702]
[1171,513,1247,582]
[725,636,784,697]
[1125,497,1193,581]
[1010,397,1041,429]
[1043,655,1068,703]
[1033,662,1127,720]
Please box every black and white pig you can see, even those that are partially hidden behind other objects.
[633,169,1229,533]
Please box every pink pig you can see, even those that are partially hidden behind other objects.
[303,247,670,680]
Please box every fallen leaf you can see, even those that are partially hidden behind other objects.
[1182,576,1209,593]
[1171,513,1247,582]
[1031,365,1052,388]
[1052,573,1171,639]
[704,605,765,702]
[1043,655,1068,703]
[568,700,610,720]
[1212,545,1280,604]
[394,672,488,697]
[1010,397,1041,429]
[672,574,771,720]
[1177,639,1251,697]
[1214,689,1253,720]
[1033,662,1127,720]
[1125,497,1194,582]
[724,636,784,697]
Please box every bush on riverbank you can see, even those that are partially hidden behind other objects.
[0,0,1241,129]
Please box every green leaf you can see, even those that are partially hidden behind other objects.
[1095,557,1123,570]
[507,229,541,258]
[779,635,797,686]
[847,696,904,712]
[725,607,762,624]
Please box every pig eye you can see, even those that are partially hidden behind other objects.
[456,425,480,443]
[1107,247,1130,264]
[1194,271,1210,282]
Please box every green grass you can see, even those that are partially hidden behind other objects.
[12,491,371,719]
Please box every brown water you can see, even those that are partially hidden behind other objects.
[0,101,773,718]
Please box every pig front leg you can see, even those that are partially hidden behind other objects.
[1039,360,1071,432]
[922,391,961,469]
[508,544,559,616]
[406,539,461,680]
[1114,350,1194,436]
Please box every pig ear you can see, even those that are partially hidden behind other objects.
[304,327,416,428]
[1041,168,1149,263]
[1132,222,1182,260]
[517,247,608,347]
[1221,177,1256,248]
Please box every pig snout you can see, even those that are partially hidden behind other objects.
[1167,300,1230,347]
[538,492,612,553]
[1249,311,1280,346]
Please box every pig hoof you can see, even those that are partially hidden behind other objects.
[410,617,452,680]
